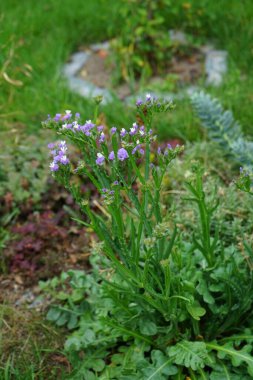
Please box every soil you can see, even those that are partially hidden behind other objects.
[79,47,204,99]
[0,181,98,308]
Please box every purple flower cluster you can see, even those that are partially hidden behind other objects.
[53,110,72,122]
[157,143,173,156]
[47,103,163,173]
[96,148,129,166]
[101,187,115,204]
[48,141,70,172]
[60,117,96,136]
[136,93,154,107]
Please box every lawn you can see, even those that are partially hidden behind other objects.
[1,0,253,137]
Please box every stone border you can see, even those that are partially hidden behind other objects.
[63,35,227,104]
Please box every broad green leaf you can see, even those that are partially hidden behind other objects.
[197,277,215,304]
[67,313,78,330]
[82,329,96,344]
[64,336,81,351]
[46,306,61,322]
[92,359,105,372]
[72,289,85,303]
[139,319,158,336]
[168,341,208,370]
[56,311,69,326]
[56,291,69,301]
[187,302,206,320]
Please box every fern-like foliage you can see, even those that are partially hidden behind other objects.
[167,341,208,371]
[191,92,253,168]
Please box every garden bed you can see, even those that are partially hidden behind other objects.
[63,36,227,103]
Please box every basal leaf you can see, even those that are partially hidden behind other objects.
[207,342,253,377]
[168,341,208,370]
[186,302,206,320]
[46,306,61,322]
[139,319,158,336]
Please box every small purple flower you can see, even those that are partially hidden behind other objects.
[113,181,119,185]
[49,162,59,172]
[146,93,152,102]
[117,148,129,161]
[64,110,72,120]
[109,151,115,160]
[62,114,71,121]
[136,99,143,106]
[60,155,70,165]
[102,188,107,193]
[111,127,117,134]
[48,143,55,149]
[80,120,95,135]
[109,190,115,195]
[72,121,80,131]
[85,120,95,128]
[96,153,105,166]
[139,126,145,136]
[130,122,138,136]
[97,125,104,132]
[167,143,172,150]
[54,113,61,121]
[157,147,162,155]
[120,128,127,137]
[53,154,61,163]
[75,112,80,118]
[60,145,67,154]
[139,148,144,155]
[59,141,67,149]
[132,144,142,154]
[99,132,105,143]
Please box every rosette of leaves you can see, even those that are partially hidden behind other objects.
[110,0,172,84]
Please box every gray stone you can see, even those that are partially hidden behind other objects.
[68,76,112,103]
[63,51,90,78]
[169,30,187,45]
[90,41,110,52]
[205,50,227,86]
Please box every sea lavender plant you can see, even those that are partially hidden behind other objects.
[43,96,181,284]
[42,96,253,379]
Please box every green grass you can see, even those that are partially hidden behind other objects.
[1,0,253,139]
[0,0,123,132]
[0,305,67,380]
